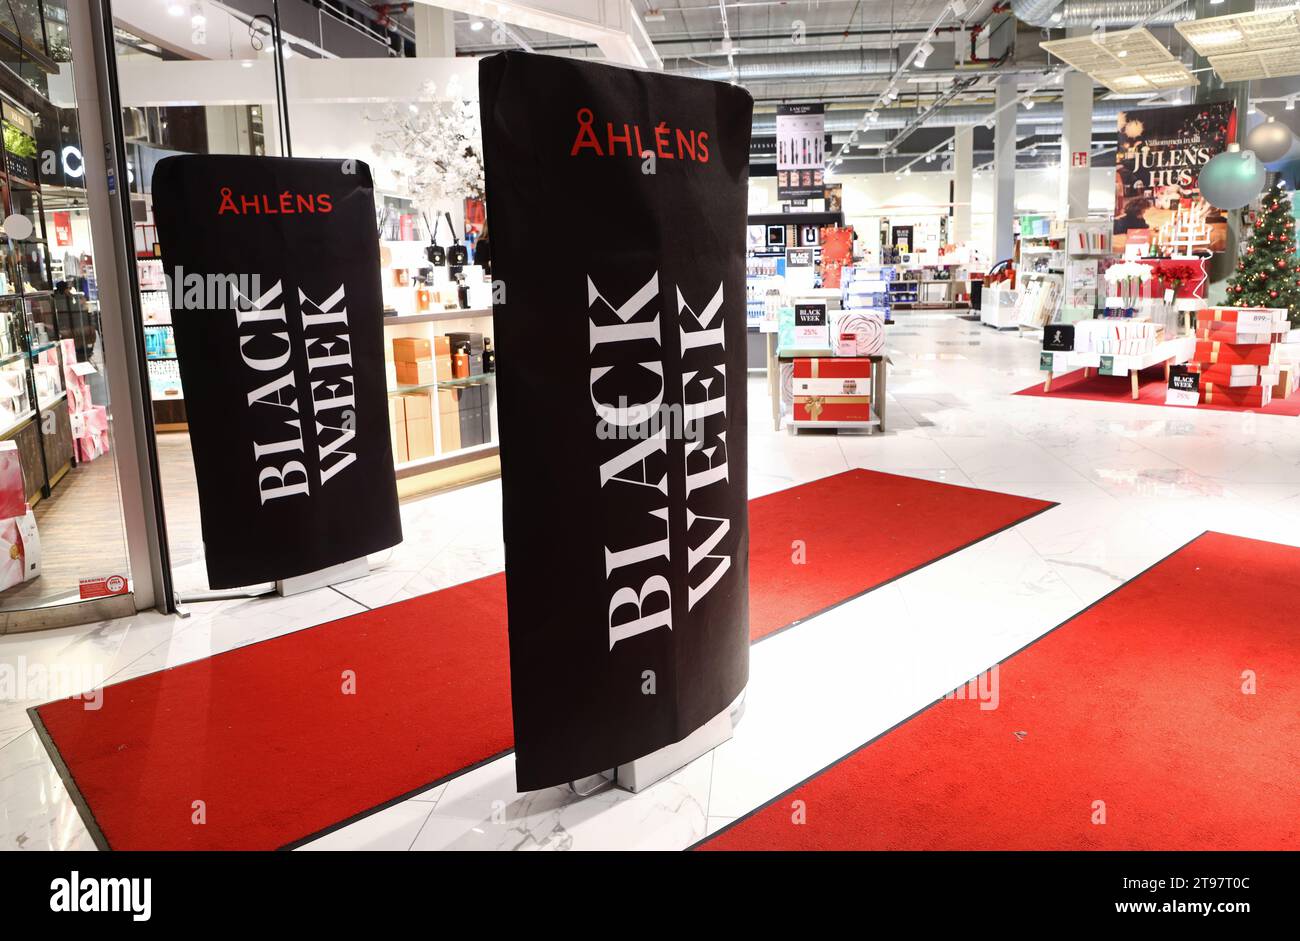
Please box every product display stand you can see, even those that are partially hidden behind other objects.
[613,696,739,792]
[274,556,370,597]
[1041,336,1195,399]
[777,350,888,434]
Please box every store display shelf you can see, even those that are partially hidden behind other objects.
[789,416,880,434]
[383,307,493,326]
[37,391,67,411]
[394,441,501,479]
[0,349,24,368]
[0,408,35,439]
[390,373,495,395]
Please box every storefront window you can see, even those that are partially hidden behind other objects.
[0,2,131,613]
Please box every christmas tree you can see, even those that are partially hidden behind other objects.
[1225,182,1300,327]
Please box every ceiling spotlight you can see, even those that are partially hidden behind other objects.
[1116,49,1128,58]
[1024,98,1035,109]
[240,60,253,68]
[190,2,205,26]
[1288,98,1297,111]
[904,167,911,176]
[895,174,902,181]
[914,41,934,67]
[950,0,967,16]
[167,1,183,14]
[1049,12,1062,24]
[850,131,859,143]
[868,111,880,123]
[1249,101,1257,114]
[642,9,666,21]
[470,19,485,31]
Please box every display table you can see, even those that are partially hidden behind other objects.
[1041,336,1195,400]
[768,343,889,435]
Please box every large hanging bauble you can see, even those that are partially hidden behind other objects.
[1245,118,1300,168]
[1198,145,1267,209]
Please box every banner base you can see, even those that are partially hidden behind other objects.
[614,690,744,794]
[275,556,369,597]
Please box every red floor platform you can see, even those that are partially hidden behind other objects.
[34,469,1053,850]
[700,531,1300,851]
[1016,366,1300,416]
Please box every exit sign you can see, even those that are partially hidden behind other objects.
[1072,151,1088,167]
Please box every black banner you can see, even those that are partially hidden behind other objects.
[480,52,752,790]
[151,155,402,589]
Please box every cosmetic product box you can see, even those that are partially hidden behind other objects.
[389,396,409,464]
[0,441,24,520]
[400,392,435,459]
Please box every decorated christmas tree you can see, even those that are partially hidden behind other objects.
[1225,182,1300,327]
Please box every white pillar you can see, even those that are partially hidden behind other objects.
[1058,33,1093,220]
[953,126,973,244]
[993,75,1017,262]
[413,5,456,57]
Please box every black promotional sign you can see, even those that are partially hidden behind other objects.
[1167,365,1200,407]
[151,155,402,588]
[1042,324,1075,352]
[480,52,751,790]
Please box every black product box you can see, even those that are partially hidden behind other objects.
[446,331,484,376]
[458,383,487,447]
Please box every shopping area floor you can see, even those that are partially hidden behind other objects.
[5,309,1300,850]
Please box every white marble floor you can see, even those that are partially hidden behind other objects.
[6,311,1300,851]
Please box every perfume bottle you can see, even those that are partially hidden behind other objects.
[452,342,469,379]
[482,337,495,373]
[415,279,431,313]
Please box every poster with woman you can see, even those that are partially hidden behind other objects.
[1114,101,1236,256]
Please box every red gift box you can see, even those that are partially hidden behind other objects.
[793,395,873,422]
[1193,342,1276,367]
[792,357,872,380]
[1195,324,1272,344]
[1201,383,1272,407]
[1189,364,1261,386]
[1198,306,1288,325]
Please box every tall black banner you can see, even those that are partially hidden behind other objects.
[481,52,752,790]
[151,155,402,589]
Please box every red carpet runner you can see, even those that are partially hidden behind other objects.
[1015,366,1300,416]
[700,531,1300,851]
[34,469,1052,850]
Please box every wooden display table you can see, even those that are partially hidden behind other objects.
[1041,336,1196,400]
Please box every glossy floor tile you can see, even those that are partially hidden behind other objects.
[4,310,1298,851]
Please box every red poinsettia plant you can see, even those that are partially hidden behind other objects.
[1155,259,1203,298]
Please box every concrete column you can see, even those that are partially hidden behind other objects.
[1058,40,1093,220]
[952,126,973,244]
[413,5,456,57]
[993,74,1018,262]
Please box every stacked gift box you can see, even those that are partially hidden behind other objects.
[1189,307,1289,408]
[0,440,40,592]
[790,356,873,423]
[59,339,111,463]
